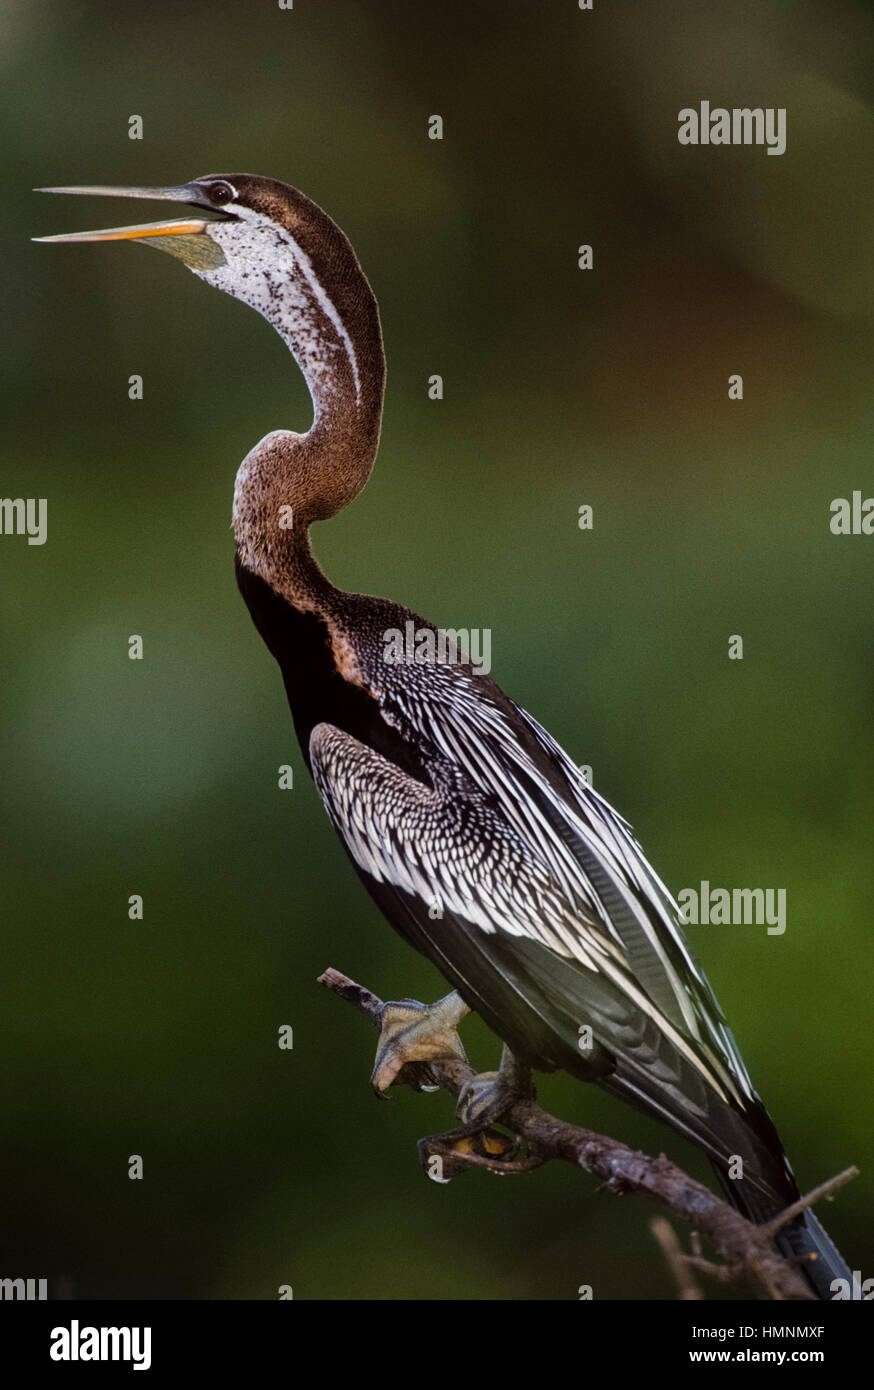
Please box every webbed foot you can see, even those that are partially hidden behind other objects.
[371,990,470,1095]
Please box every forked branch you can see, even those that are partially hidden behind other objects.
[318,966,856,1301]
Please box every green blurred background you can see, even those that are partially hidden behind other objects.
[3,0,873,1299]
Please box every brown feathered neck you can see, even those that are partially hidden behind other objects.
[200,176,384,616]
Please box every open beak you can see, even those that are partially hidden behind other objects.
[33,183,231,269]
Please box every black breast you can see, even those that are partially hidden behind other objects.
[235,557,432,786]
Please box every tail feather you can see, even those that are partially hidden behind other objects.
[712,1160,852,1300]
[776,1209,854,1302]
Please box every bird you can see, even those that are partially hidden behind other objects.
[37,173,850,1299]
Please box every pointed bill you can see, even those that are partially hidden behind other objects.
[33,184,228,268]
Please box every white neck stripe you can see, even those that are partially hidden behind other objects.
[282,228,361,405]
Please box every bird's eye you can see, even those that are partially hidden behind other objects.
[207,182,234,206]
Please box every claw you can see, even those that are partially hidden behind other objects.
[371,992,469,1095]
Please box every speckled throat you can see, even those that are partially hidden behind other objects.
[191,176,386,617]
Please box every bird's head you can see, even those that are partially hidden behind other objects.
[35,175,277,272]
[35,174,383,423]
[36,173,351,278]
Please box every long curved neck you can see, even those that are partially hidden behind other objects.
[220,208,385,615]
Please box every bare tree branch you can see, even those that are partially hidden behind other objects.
[318,966,856,1301]
[650,1216,705,1300]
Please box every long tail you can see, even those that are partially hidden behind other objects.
[595,1041,852,1301]
[712,1159,852,1301]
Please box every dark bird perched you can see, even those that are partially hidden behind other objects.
[38,174,850,1297]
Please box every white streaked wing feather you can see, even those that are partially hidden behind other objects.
[374,667,756,1106]
[310,718,751,1107]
